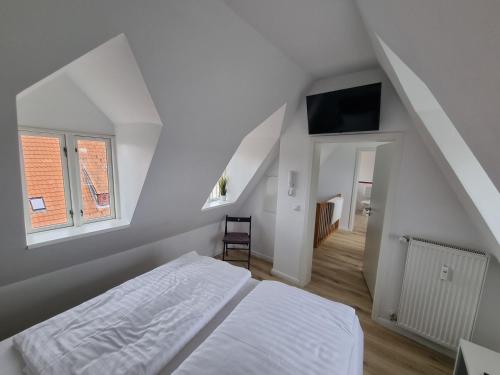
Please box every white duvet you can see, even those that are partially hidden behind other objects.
[174,280,362,375]
[13,252,250,375]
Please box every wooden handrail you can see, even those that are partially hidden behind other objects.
[313,195,341,248]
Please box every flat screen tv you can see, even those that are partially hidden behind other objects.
[306,83,381,135]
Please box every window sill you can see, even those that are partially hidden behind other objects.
[26,219,130,249]
[202,199,234,211]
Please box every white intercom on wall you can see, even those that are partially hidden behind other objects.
[288,170,297,196]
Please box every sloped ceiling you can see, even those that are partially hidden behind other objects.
[17,74,115,134]
[0,0,309,285]
[223,0,377,78]
[356,0,500,190]
[66,35,162,127]
[355,0,500,257]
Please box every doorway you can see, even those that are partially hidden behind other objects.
[303,133,401,308]
[314,143,381,289]
[349,148,376,234]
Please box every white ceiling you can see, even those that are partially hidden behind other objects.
[223,0,377,78]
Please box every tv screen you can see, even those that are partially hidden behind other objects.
[306,83,381,135]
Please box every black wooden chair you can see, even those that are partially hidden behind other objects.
[222,215,251,269]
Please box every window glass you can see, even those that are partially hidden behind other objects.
[20,134,70,229]
[77,138,113,221]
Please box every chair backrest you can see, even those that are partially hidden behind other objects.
[225,215,251,236]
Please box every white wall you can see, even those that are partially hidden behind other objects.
[0,223,221,340]
[317,144,357,229]
[272,68,500,351]
[0,0,309,288]
[316,143,377,229]
[273,69,404,285]
[235,158,279,261]
[206,104,285,207]
[358,150,376,182]
[0,0,309,341]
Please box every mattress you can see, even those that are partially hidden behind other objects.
[10,252,252,375]
[0,279,259,375]
[173,280,364,375]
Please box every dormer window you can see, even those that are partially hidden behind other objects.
[19,129,117,234]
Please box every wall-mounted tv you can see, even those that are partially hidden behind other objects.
[306,83,381,135]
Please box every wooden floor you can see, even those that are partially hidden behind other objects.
[224,229,454,374]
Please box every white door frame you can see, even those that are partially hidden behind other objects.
[302,131,403,318]
[349,147,377,232]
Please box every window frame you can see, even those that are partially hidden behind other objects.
[72,135,116,225]
[19,130,75,233]
[18,127,119,234]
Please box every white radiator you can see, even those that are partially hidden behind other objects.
[397,238,489,350]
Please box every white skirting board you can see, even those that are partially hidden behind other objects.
[270,268,300,285]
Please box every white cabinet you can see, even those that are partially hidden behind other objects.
[454,339,500,375]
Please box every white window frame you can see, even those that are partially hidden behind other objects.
[71,135,117,225]
[19,130,74,233]
[18,128,119,234]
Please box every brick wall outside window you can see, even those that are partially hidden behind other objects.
[21,135,68,229]
[77,139,111,221]
[21,135,112,229]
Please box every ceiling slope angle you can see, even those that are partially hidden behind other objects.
[16,34,163,226]
[355,0,500,189]
[222,0,378,78]
[367,34,500,260]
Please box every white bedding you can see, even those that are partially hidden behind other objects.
[174,280,363,375]
[13,252,251,375]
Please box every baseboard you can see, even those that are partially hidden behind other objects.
[251,250,273,263]
[374,317,456,358]
[270,268,300,285]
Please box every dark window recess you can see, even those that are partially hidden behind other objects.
[29,197,46,211]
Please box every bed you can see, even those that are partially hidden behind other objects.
[173,281,363,375]
[0,252,363,375]
[0,279,259,375]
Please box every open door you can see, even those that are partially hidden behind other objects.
[363,142,395,298]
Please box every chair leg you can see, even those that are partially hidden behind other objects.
[248,243,251,270]
[222,242,225,261]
